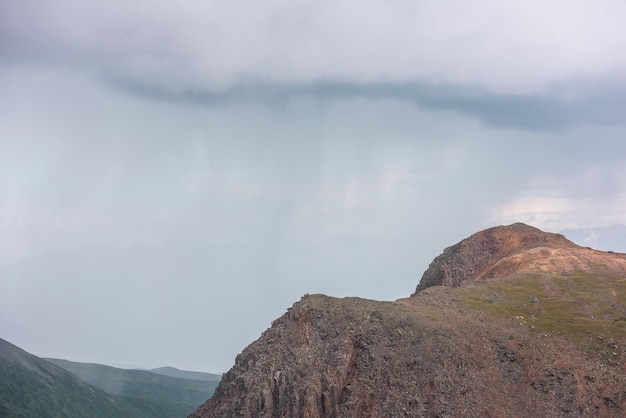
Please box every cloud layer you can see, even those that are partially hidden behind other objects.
[3,0,626,93]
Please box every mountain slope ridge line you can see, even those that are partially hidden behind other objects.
[413,222,626,295]
[191,223,626,417]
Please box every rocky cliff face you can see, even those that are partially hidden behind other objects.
[191,223,626,417]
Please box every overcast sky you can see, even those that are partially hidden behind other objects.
[1,0,626,373]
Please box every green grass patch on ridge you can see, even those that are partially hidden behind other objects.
[460,272,626,361]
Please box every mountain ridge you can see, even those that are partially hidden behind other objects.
[191,223,626,417]
[0,337,152,417]
[0,338,218,417]
[45,358,218,415]
[148,366,221,382]
[413,222,626,295]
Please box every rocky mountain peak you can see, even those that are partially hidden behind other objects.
[191,223,626,417]
[412,222,626,295]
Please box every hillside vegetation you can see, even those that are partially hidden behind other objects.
[461,271,626,363]
[0,338,157,417]
[0,338,219,417]
[45,359,218,417]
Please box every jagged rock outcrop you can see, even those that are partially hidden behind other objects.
[191,223,626,418]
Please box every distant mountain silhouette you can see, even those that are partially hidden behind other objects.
[148,366,221,382]
[46,358,218,416]
[0,338,153,417]
[0,337,218,417]
[561,223,626,253]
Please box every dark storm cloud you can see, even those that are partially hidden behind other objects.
[105,75,626,131]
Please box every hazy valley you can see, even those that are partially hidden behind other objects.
[0,339,219,417]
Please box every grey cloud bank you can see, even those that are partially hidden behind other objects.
[106,76,626,130]
[3,0,626,93]
[1,0,626,372]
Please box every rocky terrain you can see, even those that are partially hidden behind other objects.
[413,223,626,294]
[191,223,626,417]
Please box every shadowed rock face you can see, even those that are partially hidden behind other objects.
[191,224,626,418]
